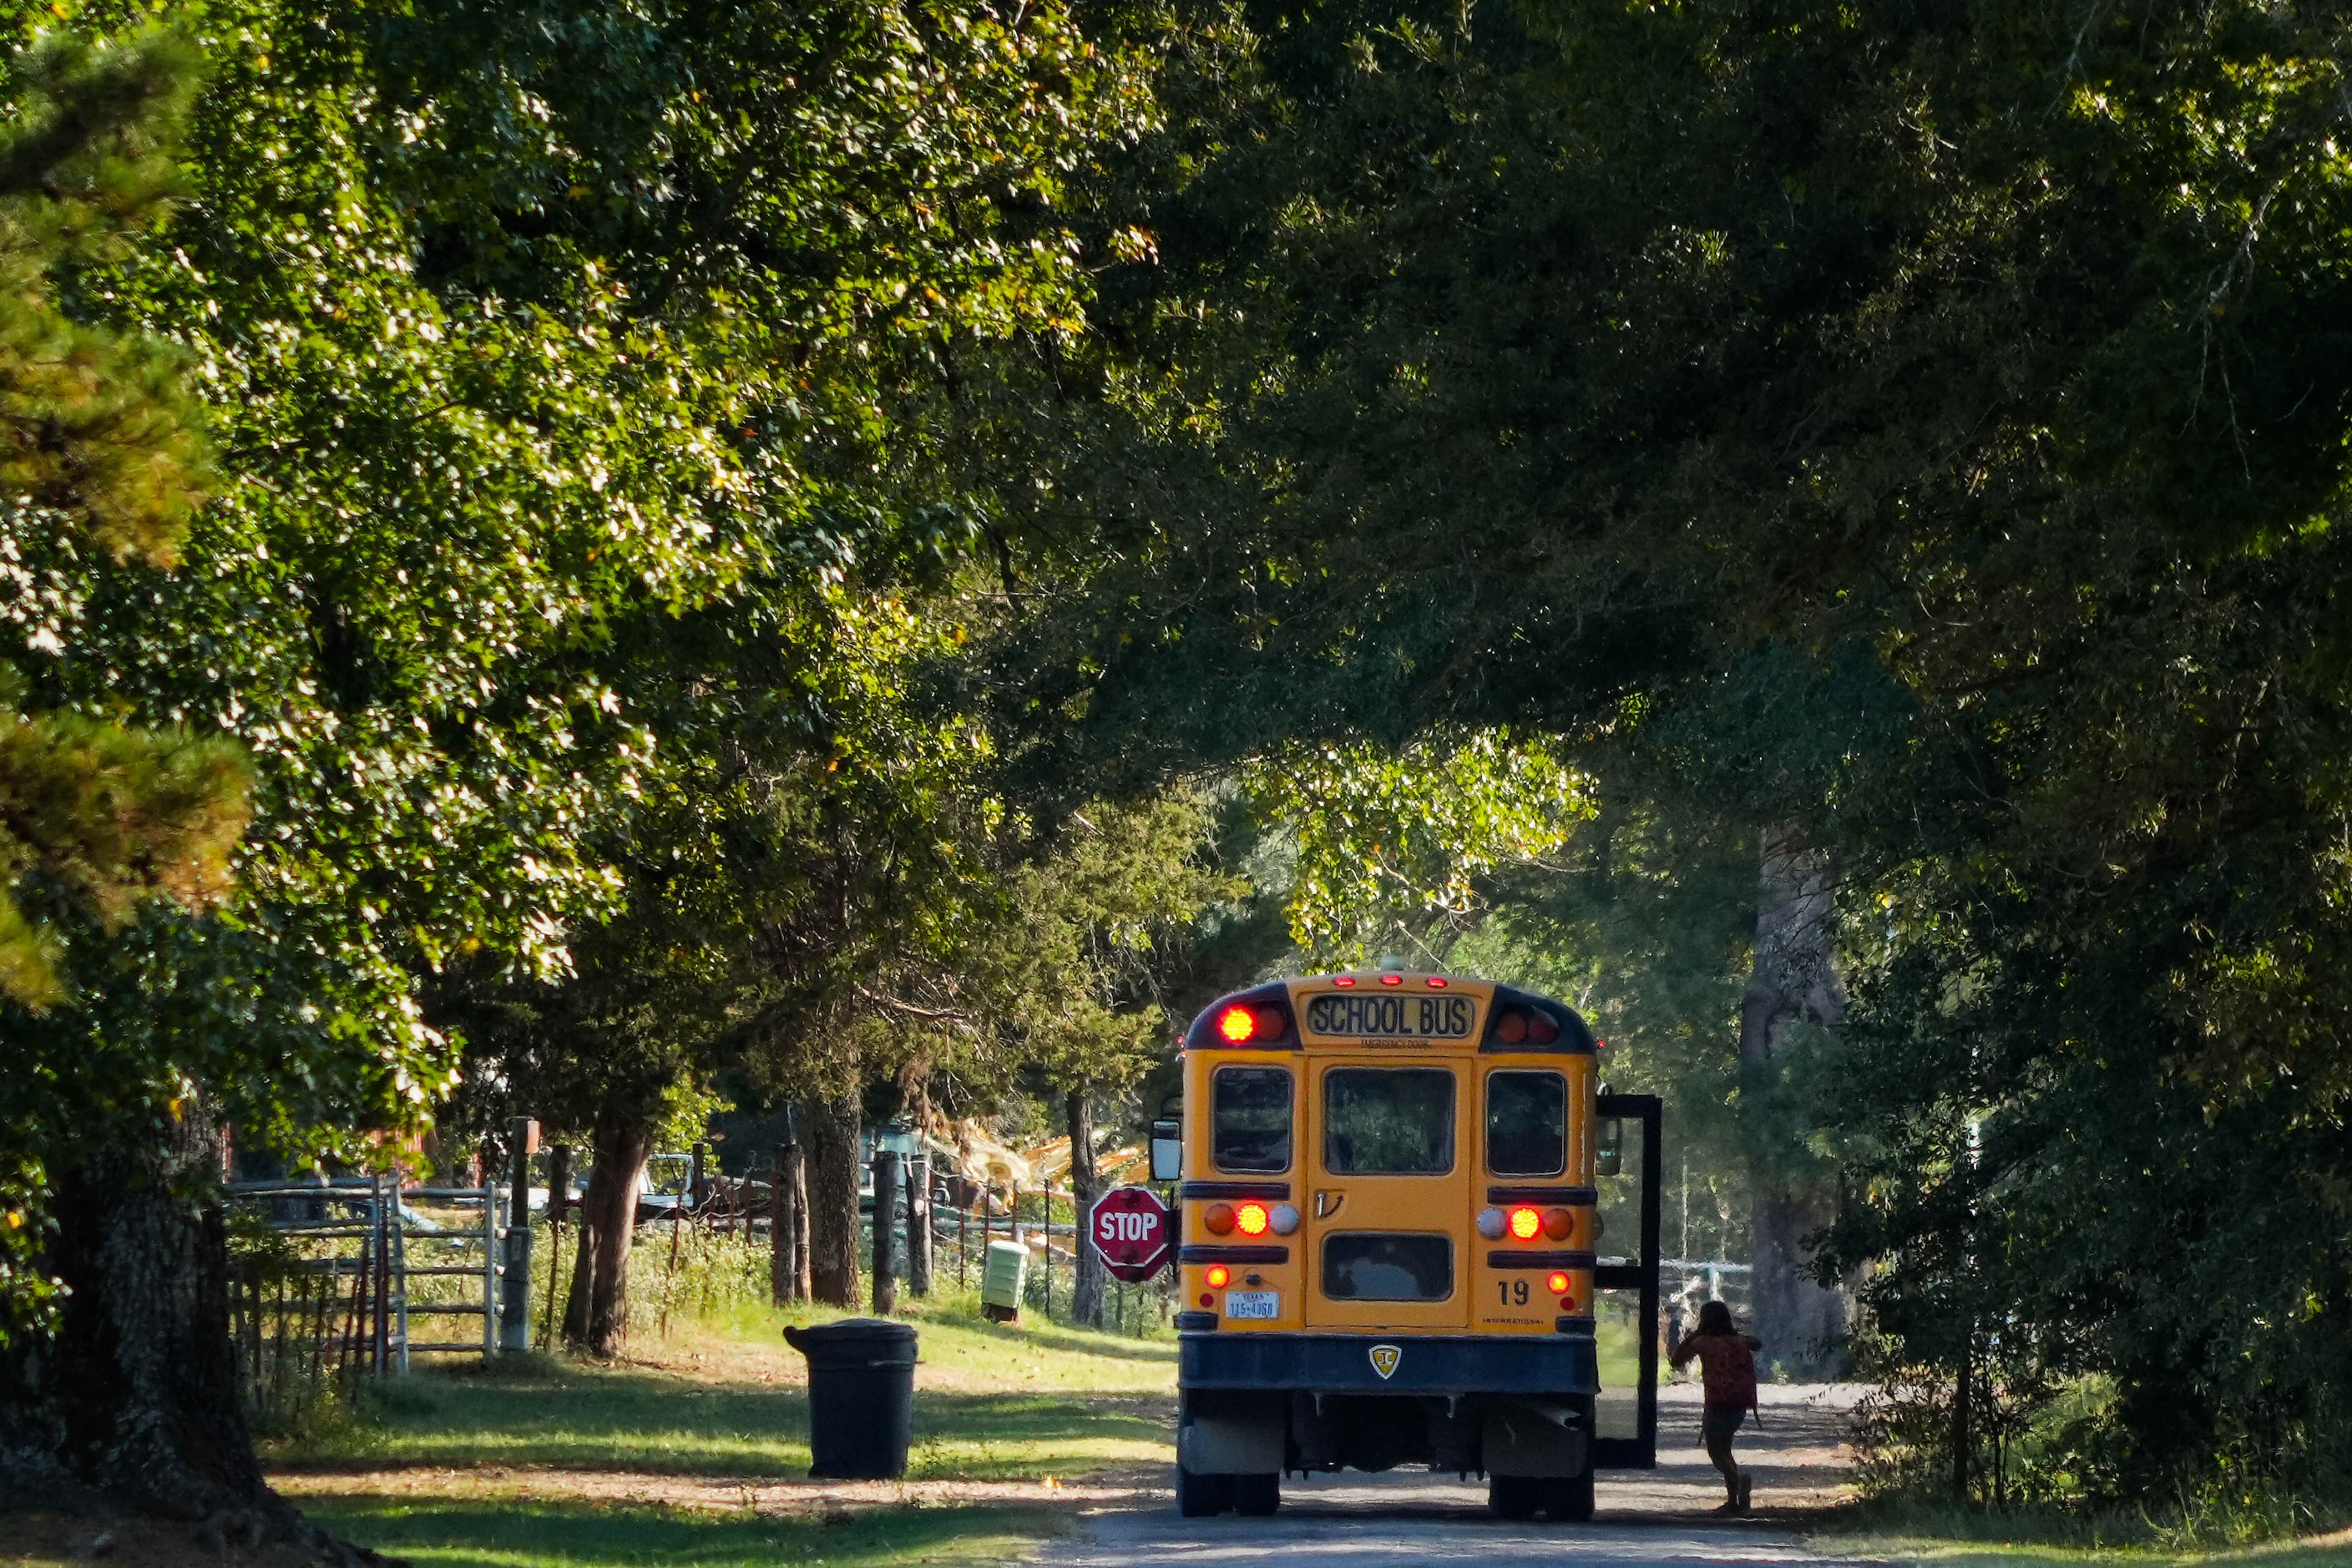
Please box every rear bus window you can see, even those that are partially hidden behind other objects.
[1323,1068,1455,1174]
[1212,1066,1293,1172]
[1485,1070,1568,1177]
[1322,1233,1454,1301]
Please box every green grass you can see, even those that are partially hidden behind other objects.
[278,1293,1174,1481]
[298,1495,1069,1568]
[268,1291,1176,1568]
[1822,1535,2352,1568]
[1814,1497,2352,1568]
[1596,1313,1649,1389]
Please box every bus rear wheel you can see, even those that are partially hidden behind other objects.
[1232,1473,1281,1516]
[1488,1475,1542,1520]
[1544,1468,1596,1522]
[1176,1466,1232,1518]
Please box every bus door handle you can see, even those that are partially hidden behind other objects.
[1314,1190,1345,1220]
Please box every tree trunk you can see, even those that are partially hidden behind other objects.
[579,1115,652,1356]
[0,1108,385,1560]
[804,1092,862,1308]
[1066,1090,1105,1329]
[562,1198,597,1348]
[1738,821,1852,1376]
[1952,1335,1974,1499]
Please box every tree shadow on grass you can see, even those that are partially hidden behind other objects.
[302,1496,1065,1568]
[278,1373,1167,1480]
[912,1300,1181,1366]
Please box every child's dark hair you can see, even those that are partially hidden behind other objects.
[1696,1299,1736,1337]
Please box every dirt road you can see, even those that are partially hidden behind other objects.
[1034,1383,1869,1568]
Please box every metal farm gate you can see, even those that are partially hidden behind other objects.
[225,1176,512,1411]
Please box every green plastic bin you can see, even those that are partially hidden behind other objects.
[982,1237,1026,1322]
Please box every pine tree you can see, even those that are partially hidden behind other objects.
[0,26,247,1015]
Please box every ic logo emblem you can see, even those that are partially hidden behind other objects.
[1369,1343,1401,1380]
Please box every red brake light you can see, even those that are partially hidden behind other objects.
[1547,1271,1571,1295]
[1216,1005,1257,1043]
[1528,1009,1561,1044]
[1205,1264,1231,1289]
[1508,1206,1541,1240]
[1235,1202,1270,1237]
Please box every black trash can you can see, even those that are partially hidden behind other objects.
[784,1318,920,1479]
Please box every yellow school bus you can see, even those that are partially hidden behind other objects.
[1156,969,1662,1520]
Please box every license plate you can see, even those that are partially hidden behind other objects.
[1305,992,1474,1040]
[1224,1290,1280,1320]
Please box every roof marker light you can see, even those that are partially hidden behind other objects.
[1426,976,1448,988]
[1333,975,1358,988]
[1379,974,1403,987]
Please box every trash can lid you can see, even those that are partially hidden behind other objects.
[782,1318,920,1364]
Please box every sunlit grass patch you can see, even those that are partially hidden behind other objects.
[301,1495,1068,1568]
[1818,1510,2352,1568]
[271,1288,1176,1483]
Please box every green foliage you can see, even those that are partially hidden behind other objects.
[0,0,1158,1357]
[1245,728,1589,963]
[987,0,2352,1508]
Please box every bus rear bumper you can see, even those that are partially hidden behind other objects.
[1179,1331,1599,1397]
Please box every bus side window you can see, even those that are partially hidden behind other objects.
[1212,1066,1292,1173]
[1485,1070,1567,1177]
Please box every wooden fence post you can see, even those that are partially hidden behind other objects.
[785,1147,804,1307]
[784,1143,811,1302]
[542,1145,569,1349]
[906,1153,932,1297]
[872,1151,901,1315]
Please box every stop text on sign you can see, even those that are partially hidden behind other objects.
[1087,1186,1173,1282]
[1098,1210,1161,1242]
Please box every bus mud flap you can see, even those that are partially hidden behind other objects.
[1180,1393,1287,1474]
[1482,1401,1590,1479]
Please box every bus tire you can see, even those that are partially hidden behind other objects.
[1176,1466,1232,1517]
[1488,1475,1542,1520]
[1232,1473,1281,1516]
[1544,1468,1596,1523]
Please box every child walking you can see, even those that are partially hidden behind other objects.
[1669,1299,1763,1513]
